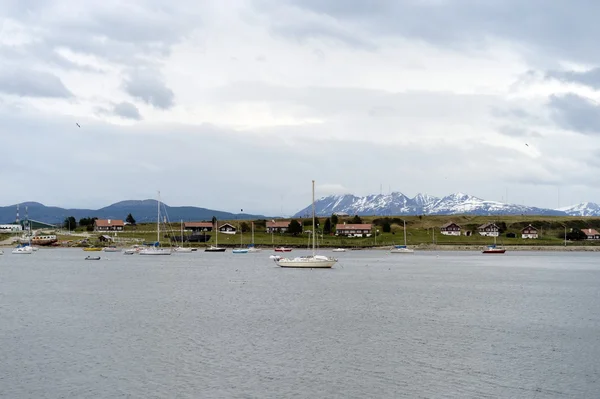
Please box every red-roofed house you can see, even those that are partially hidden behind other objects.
[184,222,213,233]
[581,228,600,240]
[266,221,290,233]
[335,223,372,237]
[94,219,124,232]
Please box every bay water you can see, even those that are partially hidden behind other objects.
[1,249,599,398]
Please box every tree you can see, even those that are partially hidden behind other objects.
[63,216,76,231]
[331,213,338,225]
[126,213,136,225]
[351,215,363,224]
[288,219,302,235]
[240,222,250,233]
[323,218,332,234]
[211,216,217,225]
[78,217,97,227]
[382,221,391,233]
[566,228,587,241]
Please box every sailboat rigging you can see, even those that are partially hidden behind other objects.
[275,180,337,268]
[139,191,172,255]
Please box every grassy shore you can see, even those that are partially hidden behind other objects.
[3,215,600,249]
[17,214,596,250]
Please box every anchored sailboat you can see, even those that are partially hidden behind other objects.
[139,191,172,255]
[275,181,337,268]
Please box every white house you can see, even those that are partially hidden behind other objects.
[521,224,538,239]
[478,223,499,237]
[218,223,237,235]
[0,224,22,233]
[440,222,461,236]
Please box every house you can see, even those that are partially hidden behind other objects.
[440,222,461,236]
[335,223,372,237]
[581,228,600,240]
[184,222,214,233]
[478,222,499,237]
[218,223,237,234]
[266,221,290,233]
[98,235,114,242]
[0,224,22,233]
[521,224,538,239]
[94,219,124,232]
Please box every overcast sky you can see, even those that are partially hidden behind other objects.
[2,0,600,215]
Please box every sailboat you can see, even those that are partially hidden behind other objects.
[275,180,337,268]
[232,223,248,254]
[205,219,226,252]
[247,222,261,252]
[139,191,172,255]
[482,233,506,254]
[174,220,193,253]
[13,212,34,254]
[390,220,414,254]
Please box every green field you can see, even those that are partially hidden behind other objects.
[56,215,600,248]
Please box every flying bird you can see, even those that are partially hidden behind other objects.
[76,123,81,128]
[525,143,529,147]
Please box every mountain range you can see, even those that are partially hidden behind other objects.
[0,200,267,225]
[294,192,600,217]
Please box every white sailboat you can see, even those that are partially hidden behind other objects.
[13,213,34,254]
[390,220,414,254]
[247,221,261,252]
[174,220,193,253]
[275,180,337,268]
[232,223,248,254]
[205,219,226,252]
[139,191,172,255]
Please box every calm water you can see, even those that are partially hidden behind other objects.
[1,249,599,398]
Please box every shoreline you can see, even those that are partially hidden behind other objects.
[3,244,600,252]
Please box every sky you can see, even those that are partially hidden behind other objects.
[2,0,600,216]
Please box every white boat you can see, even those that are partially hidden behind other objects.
[247,223,261,252]
[390,220,414,254]
[103,246,121,253]
[139,191,172,256]
[174,220,194,252]
[332,248,346,252]
[205,219,226,252]
[123,248,137,255]
[275,180,337,268]
[232,222,248,254]
[12,245,33,254]
[0,249,3,255]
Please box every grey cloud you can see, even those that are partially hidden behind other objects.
[259,0,600,64]
[549,94,600,134]
[0,68,72,98]
[497,126,542,138]
[546,68,600,89]
[124,71,174,109]
[113,102,142,120]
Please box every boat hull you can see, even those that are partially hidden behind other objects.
[390,249,415,254]
[83,247,102,252]
[205,247,226,252]
[482,249,506,254]
[20,235,58,246]
[274,247,293,252]
[139,249,172,255]
[232,249,249,253]
[276,259,336,268]
[174,247,194,253]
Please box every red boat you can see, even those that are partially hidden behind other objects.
[274,247,293,252]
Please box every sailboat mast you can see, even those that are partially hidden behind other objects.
[252,221,254,244]
[157,191,160,244]
[404,219,407,246]
[312,180,316,256]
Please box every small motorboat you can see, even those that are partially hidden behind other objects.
[269,255,282,260]
[205,246,226,252]
[232,248,249,254]
[274,247,292,252]
[103,246,121,252]
[85,256,101,260]
[332,248,346,252]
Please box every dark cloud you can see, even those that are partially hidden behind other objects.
[0,68,72,98]
[548,94,600,134]
[546,68,600,89]
[124,71,174,109]
[260,0,600,63]
[113,102,142,120]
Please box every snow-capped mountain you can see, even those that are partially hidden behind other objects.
[558,202,600,217]
[294,191,570,217]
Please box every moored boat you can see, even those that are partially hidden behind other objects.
[274,247,293,252]
[482,244,506,254]
[332,248,346,252]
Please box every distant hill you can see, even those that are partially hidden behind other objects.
[0,200,268,224]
